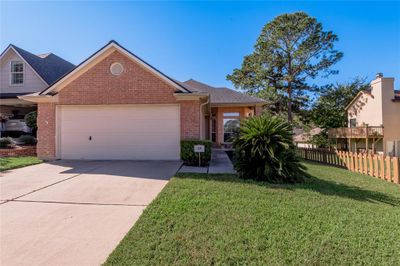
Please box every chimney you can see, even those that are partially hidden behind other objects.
[376,73,383,79]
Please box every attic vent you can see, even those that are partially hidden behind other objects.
[110,62,124,76]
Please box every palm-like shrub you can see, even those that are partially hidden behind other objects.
[233,114,307,183]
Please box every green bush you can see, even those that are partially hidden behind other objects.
[0,137,12,148]
[25,111,37,129]
[18,135,37,145]
[233,114,308,183]
[181,139,212,166]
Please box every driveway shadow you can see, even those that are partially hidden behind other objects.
[176,172,400,207]
[45,160,182,180]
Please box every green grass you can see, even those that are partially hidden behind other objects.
[0,156,42,171]
[105,162,400,265]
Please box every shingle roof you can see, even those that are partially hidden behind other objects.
[293,127,322,143]
[182,79,266,104]
[9,44,75,85]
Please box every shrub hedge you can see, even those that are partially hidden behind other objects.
[18,135,37,145]
[181,139,212,166]
[0,137,12,148]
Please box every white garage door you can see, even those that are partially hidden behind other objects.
[58,105,180,160]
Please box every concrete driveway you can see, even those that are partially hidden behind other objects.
[0,160,181,266]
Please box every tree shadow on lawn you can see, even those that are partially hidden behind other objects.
[176,170,400,207]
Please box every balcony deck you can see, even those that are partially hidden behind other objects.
[328,126,384,139]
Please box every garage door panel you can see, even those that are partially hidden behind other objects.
[59,105,180,160]
[61,126,179,134]
[90,135,178,144]
[61,109,178,121]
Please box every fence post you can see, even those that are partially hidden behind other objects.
[349,151,353,172]
[392,157,399,184]
[354,153,359,173]
[368,154,373,176]
[373,155,379,177]
[385,156,392,181]
[379,155,385,180]
[346,152,351,170]
[360,153,365,174]
[363,154,368,175]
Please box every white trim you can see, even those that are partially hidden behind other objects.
[18,94,58,103]
[0,46,49,86]
[41,42,189,95]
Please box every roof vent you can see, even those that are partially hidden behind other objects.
[110,62,124,76]
[376,73,383,79]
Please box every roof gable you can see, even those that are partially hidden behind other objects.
[0,44,75,85]
[40,40,190,95]
[345,91,373,110]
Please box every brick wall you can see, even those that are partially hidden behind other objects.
[180,100,200,139]
[0,145,36,157]
[37,50,200,159]
[58,51,179,105]
[37,103,56,159]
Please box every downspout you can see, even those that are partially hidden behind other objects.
[199,94,210,140]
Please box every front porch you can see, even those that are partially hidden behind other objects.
[204,105,262,148]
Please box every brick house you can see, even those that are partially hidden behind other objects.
[20,41,265,160]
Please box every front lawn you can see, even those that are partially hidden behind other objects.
[105,162,400,265]
[0,156,42,171]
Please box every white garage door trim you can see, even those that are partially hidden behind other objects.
[56,104,180,160]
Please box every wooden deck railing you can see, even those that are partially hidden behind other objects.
[328,126,384,139]
[297,148,399,184]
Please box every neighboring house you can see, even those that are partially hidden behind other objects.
[20,40,265,160]
[294,127,322,148]
[0,44,74,125]
[328,73,400,156]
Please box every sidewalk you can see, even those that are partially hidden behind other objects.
[179,149,236,174]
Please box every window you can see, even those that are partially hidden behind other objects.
[223,112,240,142]
[349,118,357,128]
[110,62,124,76]
[11,61,24,85]
[223,112,240,117]
[223,118,240,142]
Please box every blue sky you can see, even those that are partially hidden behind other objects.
[1,1,399,89]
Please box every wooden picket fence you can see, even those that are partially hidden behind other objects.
[296,148,400,184]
